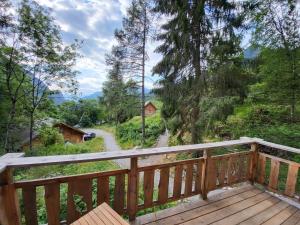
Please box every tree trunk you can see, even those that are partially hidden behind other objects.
[141,6,147,146]
[29,112,34,151]
[4,100,17,152]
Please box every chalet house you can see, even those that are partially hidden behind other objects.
[144,101,157,116]
[53,123,86,143]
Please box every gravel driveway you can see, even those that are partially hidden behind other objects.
[82,128,130,168]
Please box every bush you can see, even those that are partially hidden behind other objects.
[116,114,165,149]
[39,126,64,147]
[224,104,300,148]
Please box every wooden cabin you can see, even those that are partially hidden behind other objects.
[144,101,157,116]
[1,137,300,225]
[53,123,86,143]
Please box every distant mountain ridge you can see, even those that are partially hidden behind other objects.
[82,91,103,99]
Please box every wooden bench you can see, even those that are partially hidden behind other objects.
[71,203,129,225]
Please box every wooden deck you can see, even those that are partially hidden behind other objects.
[132,185,300,225]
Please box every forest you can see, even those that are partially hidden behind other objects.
[0,0,299,224]
[0,0,299,156]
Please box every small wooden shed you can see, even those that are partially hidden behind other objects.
[54,123,86,143]
[144,101,157,116]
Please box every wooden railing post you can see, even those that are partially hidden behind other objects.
[0,153,24,225]
[0,168,21,225]
[250,143,259,184]
[128,157,138,221]
[201,149,212,200]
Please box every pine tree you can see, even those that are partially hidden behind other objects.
[153,0,245,143]
[113,0,152,146]
[102,50,140,125]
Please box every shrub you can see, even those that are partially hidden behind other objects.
[39,126,64,147]
[116,114,165,149]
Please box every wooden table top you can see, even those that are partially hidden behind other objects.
[71,203,129,225]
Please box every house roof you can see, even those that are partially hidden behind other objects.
[144,101,157,110]
[53,123,86,135]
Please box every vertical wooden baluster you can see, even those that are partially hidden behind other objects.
[184,163,193,196]
[45,183,60,225]
[173,165,183,198]
[97,176,110,205]
[269,159,280,191]
[22,186,38,225]
[284,165,299,197]
[195,159,202,194]
[67,178,93,224]
[250,143,259,184]
[158,167,170,204]
[143,169,154,208]
[201,149,212,200]
[0,168,21,225]
[218,159,227,187]
[113,174,125,215]
[128,157,138,221]
[207,158,217,191]
[257,154,266,184]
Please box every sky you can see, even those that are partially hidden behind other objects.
[37,0,162,97]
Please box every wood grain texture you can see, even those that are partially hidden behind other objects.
[173,165,183,198]
[113,174,125,214]
[97,176,110,205]
[184,163,194,196]
[15,169,129,188]
[195,160,202,194]
[1,139,256,169]
[44,183,60,225]
[143,169,154,208]
[268,159,280,191]
[257,154,266,184]
[158,167,170,204]
[284,165,299,197]
[67,178,93,224]
[128,157,138,221]
[207,159,217,191]
[22,186,38,225]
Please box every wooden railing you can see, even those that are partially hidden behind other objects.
[256,152,300,199]
[0,137,299,225]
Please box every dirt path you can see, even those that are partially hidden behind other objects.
[83,128,171,188]
[82,128,130,168]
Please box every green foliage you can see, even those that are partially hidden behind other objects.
[59,99,105,127]
[39,126,64,147]
[15,137,117,224]
[116,114,165,149]
[225,104,300,148]
[26,137,105,157]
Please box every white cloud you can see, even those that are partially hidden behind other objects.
[35,0,160,95]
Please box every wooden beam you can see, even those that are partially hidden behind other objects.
[1,138,256,168]
[201,149,212,200]
[250,143,259,184]
[128,157,138,221]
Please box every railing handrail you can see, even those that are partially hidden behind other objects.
[0,137,299,172]
[0,138,255,171]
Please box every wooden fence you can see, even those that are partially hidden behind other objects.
[0,137,299,225]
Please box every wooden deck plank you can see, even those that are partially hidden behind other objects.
[133,185,255,225]
[133,185,300,225]
[262,206,298,225]
[151,189,264,225]
[281,210,300,225]
[180,193,274,225]
[132,185,255,225]
[216,200,287,225]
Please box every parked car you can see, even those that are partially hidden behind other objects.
[83,132,96,141]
